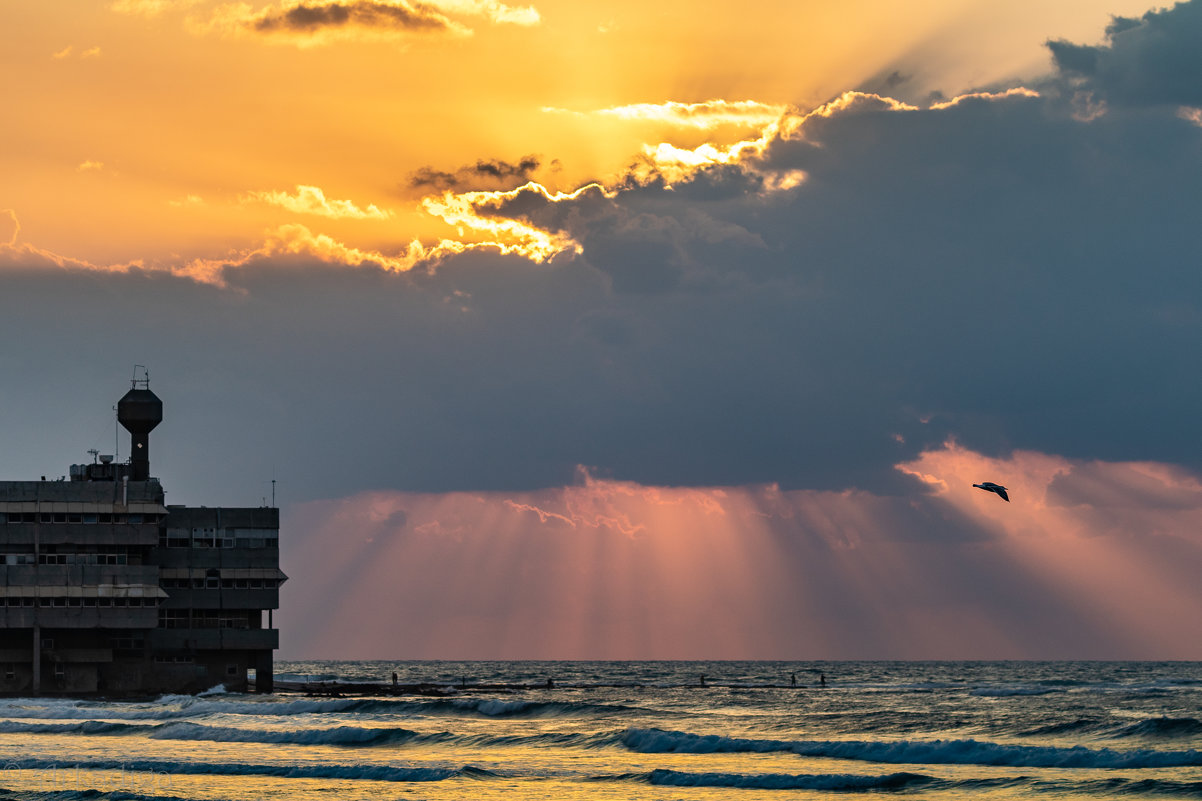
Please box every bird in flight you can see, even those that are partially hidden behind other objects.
[973,482,1010,502]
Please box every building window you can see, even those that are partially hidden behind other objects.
[226,664,239,676]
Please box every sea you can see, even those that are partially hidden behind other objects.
[0,661,1199,800]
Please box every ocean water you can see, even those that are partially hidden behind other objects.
[0,661,1199,800]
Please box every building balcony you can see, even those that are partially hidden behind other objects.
[149,627,279,651]
[158,589,279,610]
[0,607,159,628]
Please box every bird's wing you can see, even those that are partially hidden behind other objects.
[997,488,1010,502]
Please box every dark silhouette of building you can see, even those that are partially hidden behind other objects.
[0,374,284,695]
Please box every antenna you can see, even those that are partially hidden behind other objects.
[131,364,149,389]
[87,448,99,464]
[272,479,276,507]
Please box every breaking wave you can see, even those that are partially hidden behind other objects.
[0,720,148,736]
[147,721,422,746]
[0,695,646,723]
[1,757,496,783]
[970,685,1057,697]
[621,728,1202,768]
[644,769,939,791]
[1109,717,1202,739]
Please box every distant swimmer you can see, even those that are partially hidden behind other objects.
[973,482,1010,502]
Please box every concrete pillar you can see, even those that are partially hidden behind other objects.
[254,651,273,693]
[32,625,40,695]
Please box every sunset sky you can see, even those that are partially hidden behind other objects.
[3,0,1201,660]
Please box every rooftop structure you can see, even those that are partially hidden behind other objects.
[0,374,284,695]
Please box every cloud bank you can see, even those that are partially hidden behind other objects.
[1047,0,1202,107]
[4,3,1202,501]
[5,0,1201,658]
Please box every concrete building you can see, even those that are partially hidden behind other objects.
[0,377,284,695]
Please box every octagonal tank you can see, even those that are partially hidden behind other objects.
[118,387,162,480]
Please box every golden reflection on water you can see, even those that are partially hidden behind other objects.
[0,662,1198,800]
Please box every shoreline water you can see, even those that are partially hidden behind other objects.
[0,660,1197,800]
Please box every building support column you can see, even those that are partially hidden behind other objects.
[32,625,40,696]
[254,650,273,694]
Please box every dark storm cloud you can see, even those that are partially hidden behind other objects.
[409,156,542,192]
[4,2,1202,505]
[250,1,455,35]
[1047,0,1202,106]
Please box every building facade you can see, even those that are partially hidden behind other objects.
[0,380,283,695]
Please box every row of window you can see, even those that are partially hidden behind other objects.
[2,552,137,566]
[160,578,279,590]
[0,513,155,525]
[0,664,69,680]
[151,659,241,677]
[0,596,158,608]
[158,610,255,629]
[159,536,278,549]
[33,553,130,565]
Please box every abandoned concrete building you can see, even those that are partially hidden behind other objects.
[0,378,284,695]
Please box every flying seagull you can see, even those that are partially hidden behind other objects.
[973,482,1010,502]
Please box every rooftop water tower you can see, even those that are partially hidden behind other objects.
[118,365,162,481]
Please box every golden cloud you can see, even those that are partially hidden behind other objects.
[545,100,787,130]
[1,210,19,248]
[928,87,1040,110]
[241,185,393,219]
[434,0,539,26]
[420,181,606,262]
